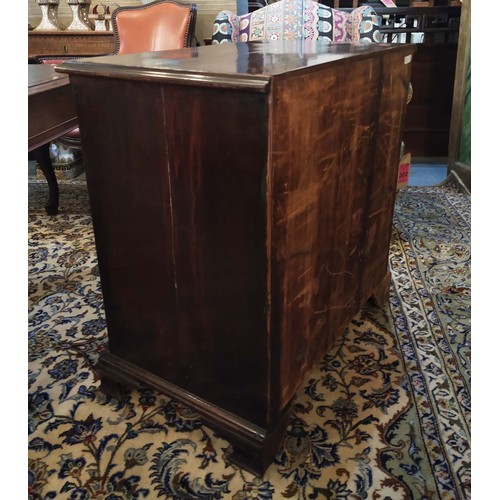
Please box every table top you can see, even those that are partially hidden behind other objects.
[29,64,70,97]
[56,41,416,91]
[28,64,77,152]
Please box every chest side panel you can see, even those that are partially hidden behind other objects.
[161,85,271,426]
[270,59,382,408]
[361,50,415,297]
[70,76,180,377]
[71,75,270,426]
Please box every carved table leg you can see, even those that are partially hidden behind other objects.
[32,143,59,215]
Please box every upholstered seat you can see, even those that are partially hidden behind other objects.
[212,0,382,45]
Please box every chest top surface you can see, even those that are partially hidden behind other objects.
[56,40,415,91]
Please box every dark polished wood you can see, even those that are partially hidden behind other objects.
[376,5,460,158]
[28,31,114,58]
[58,41,415,475]
[338,5,461,157]
[448,0,471,190]
[370,5,461,42]
[404,44,457,157]
[28,64,78,214]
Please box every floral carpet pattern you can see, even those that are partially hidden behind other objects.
[28,176,471,499]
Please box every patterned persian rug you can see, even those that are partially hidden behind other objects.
[28,175,471,499]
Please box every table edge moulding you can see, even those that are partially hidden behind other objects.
[56,40,416,476]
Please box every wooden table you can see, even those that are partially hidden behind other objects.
[28,31,114,59]
[28,64,78,214]
[58,41,415,475]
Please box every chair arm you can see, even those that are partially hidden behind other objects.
[350,5,382,43]
[211,10,240,44]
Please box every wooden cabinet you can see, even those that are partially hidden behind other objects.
[372,5,462,158]
[448,0,471,189]
[28,31,114,58]
[58,41,415,475]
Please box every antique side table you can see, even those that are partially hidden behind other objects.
[28,64,78,214]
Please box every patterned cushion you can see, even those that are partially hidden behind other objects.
[351,5,383,43]
[211,0,381,45]
[212,10,241,44]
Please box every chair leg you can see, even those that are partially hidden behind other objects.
[32,144,59,215]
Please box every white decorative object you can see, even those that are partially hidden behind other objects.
[66,0,94,31]
[35,0,66,31]
[89,4,108,31]
[93,18,107,31]
[89,3,119,31]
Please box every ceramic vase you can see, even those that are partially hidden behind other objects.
[35,0,66,31]
[66,0,94,31]
[89,3,113,32]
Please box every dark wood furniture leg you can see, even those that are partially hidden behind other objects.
[32,143,59,215]
[369,272,392,308]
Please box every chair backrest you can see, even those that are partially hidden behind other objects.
[212,0,381,45]
[112,0,197,55]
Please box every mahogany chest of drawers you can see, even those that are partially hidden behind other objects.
[58,41,415,475]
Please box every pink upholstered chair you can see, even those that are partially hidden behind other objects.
[111,0,197,54]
